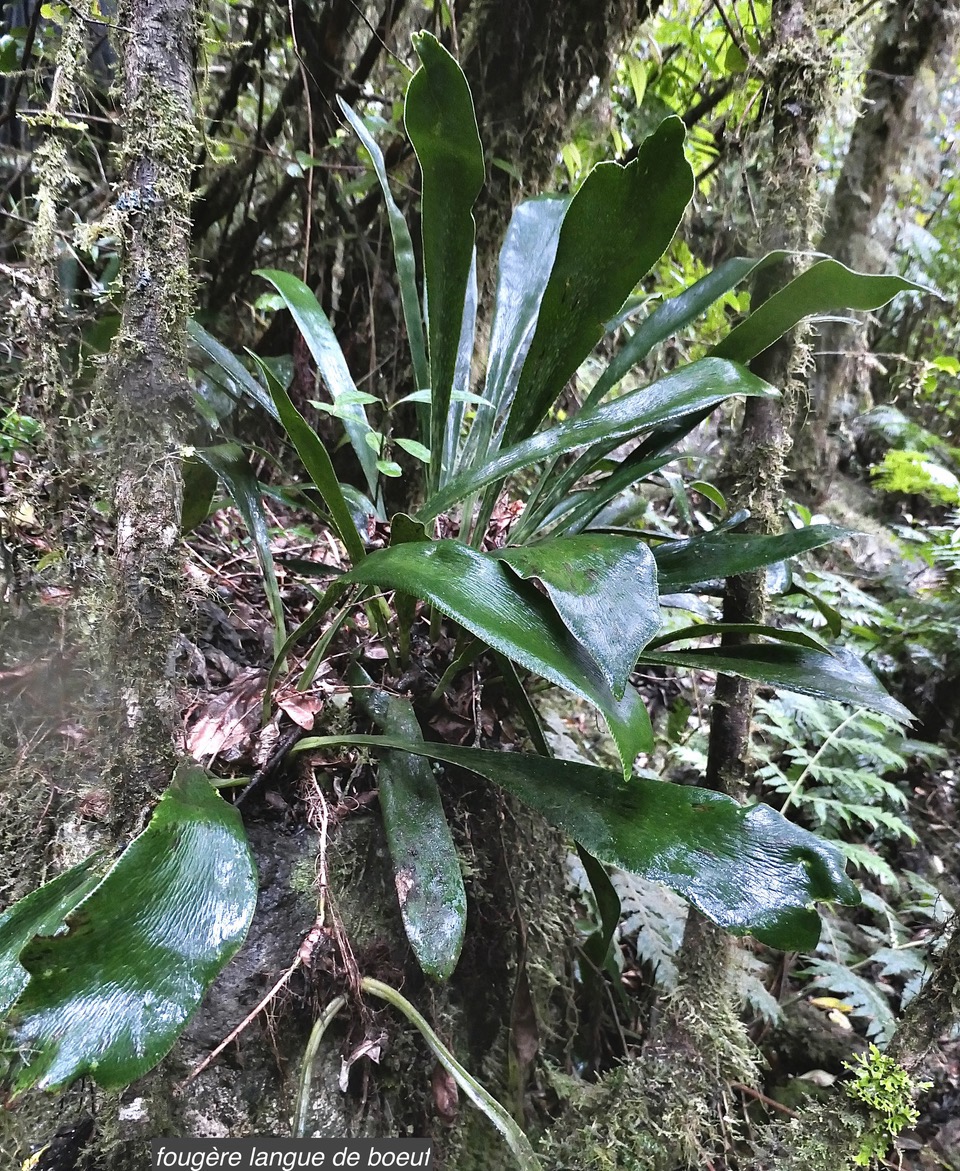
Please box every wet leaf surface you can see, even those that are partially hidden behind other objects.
[638,644,912,723]
[343,539,653,773]
[296,735,860,952]
[4,763,257,1095]
[493,534,661,699]
[351,665,466,981]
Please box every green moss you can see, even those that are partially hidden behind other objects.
[538,1058,715,1171]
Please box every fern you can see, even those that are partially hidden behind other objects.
[802,959,897,1044]
[871,449,960,505]
[615,872,687,991]
[836,842,900,889]
[898,871,955,924]
[753,695,916,848]
[735,950,781,1026]
[870,945,929,987]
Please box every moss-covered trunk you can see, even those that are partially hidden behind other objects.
[99,0,197,814]
[798,0,960,492]
[538,4,856,1167]
[461,0,663,290]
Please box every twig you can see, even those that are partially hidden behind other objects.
[731,1082,798,1118]
[235,722,304,807]
[179,955,303,1087]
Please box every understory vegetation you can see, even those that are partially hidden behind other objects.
[2,1,960,1169]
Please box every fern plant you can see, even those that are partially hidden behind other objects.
[752,695,916,874]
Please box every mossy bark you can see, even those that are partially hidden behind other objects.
[616,5,848,1167]
[97,0,198,817]
[460,0,664,291]
[800,0,960,492]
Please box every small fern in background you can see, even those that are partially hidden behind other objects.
[806,872,954,1045]
[752,695,916,876]
[666,678,953,1042]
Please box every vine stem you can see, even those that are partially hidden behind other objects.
[291,978,542,1167]
[293,995,348,1137]
[360,978,543,1171]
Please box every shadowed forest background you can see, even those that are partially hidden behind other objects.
[3,0,960,1168]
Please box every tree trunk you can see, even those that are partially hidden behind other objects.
[799,0,960,494]
[632,2,848,1164]
[460,0,664,288]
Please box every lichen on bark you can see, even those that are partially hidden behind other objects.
[622,5,854,1166]
[97,0,199,815]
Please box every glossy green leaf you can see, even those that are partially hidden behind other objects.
[263,577,355,719]
[187,320,280,422]
[294,736,860,952]
[653,524,847,589]
[341,539,653,775]
[492,535,661,699]
[196,444,286,646]
[527,452,677,538]
[646,622,830,654]
[350,665,466,981]
[585,253,788,411]
[254,357,367,566]
[791,582,843,638]
[690,480,725,512]
[637,644,912,723]
[254,269,380,498]
[4,764,257,1095]
[396,438,431,463]
[503,117,695,445]
[419,358,776,523]
[459,196,569,472]
[711,260,929,364]
[577,844,622,972]
[337,98,429,394]
[0,860,103,1016]
[444,250,478,479]
[405,32,484,488]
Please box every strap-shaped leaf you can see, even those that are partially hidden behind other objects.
[653,524,847,589]
[711,260,929,364]
[557,453,678,536]
[4,764,257,1096]
[419,357,776,522]
[584,252,789,411]
[350,665,466,981]
[492,535,661,699]
[405,32,484,488]
[341,539,653,775]
[337,98,429,395]
[181,455,219,534]
[255,357,367,565]
[458,196,570,472]
[503,117,695,445]
[637,644,912,723]
[196,444,286,646]
[0,860,102,1016]
[187,319,280,422]
[255,269,380,499]
[294,736,860,952]
[444,249,478,480]
[646,623,830,654]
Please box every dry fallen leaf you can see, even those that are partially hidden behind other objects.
[186,668,266,764]
[276,693,324,729]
